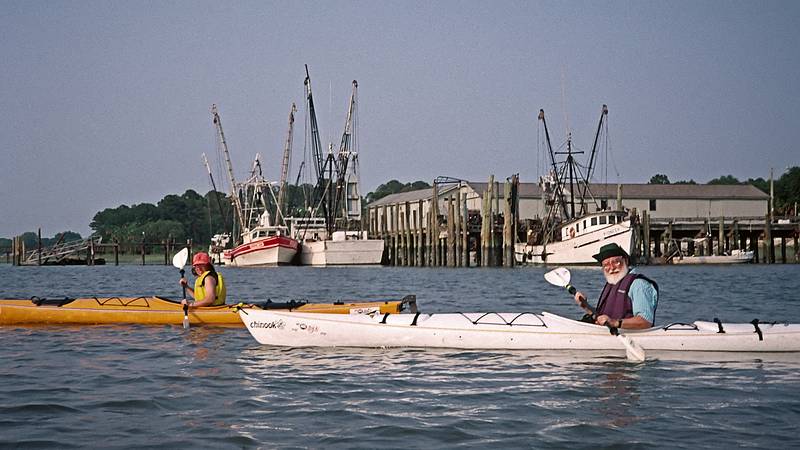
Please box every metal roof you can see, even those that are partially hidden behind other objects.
[367,181,768,206]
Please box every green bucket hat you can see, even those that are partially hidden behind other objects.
[592,243,629,263]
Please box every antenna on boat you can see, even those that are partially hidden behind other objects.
[560,66,570,140]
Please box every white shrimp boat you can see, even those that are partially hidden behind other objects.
[515,210,634,265]
[515,106,634,265]
[240,309,800,353]
[290,217,383,266]
[207,105,299,267]
[225,212,298,267]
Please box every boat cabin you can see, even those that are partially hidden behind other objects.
[561,211,628,241]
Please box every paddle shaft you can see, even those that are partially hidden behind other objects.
[180,268,189,329]
[180,269,186,300]
[566,284,597,319]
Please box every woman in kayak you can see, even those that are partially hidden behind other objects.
[573,243,658,330]
[179,252,226,308]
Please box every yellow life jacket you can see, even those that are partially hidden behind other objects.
[194,271,226,306]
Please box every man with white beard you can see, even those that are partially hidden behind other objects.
[573,243,659,330]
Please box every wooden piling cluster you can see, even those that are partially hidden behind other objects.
[636,214,799,264]
[370,175,519,267]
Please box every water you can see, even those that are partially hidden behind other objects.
[1,264,799,448]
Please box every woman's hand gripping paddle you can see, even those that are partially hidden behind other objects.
[172,248,190,329]
[544,267,645,362]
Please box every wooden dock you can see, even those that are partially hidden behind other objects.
[636,213,799,264]
[368,176,798,267]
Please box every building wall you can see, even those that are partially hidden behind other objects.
[615,198,767,219]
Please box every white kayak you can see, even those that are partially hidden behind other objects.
[239,309,800,353]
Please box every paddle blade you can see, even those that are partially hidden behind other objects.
[544,267,571,287]
[619,334,646,362]
[172,248,189,269]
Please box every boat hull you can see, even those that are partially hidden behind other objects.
[298,239,384,266]
[671,250,754,265]
[226,236,298,267]
[240,309,800,353]
[515,221,633,265]
[0,296,414,326]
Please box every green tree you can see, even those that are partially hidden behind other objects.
[707,175,741,185]
[365,180,431,204]
[648,174,671,184]
[776,166,800,214]
[673,179,697,185]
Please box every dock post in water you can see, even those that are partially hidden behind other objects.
[642,210,651,262]
[780,237,787,264]
[393,203,400,266]
[764,214,773,264]
[446,196,454,267]
[417,199,425,267]
[384,208,390,266]
[405,201,412,266]
[454,194,461,267]
[718,217,725,256]
[503,180,513,267]
[462,192,469,268]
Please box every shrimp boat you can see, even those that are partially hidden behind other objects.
[515,105,634,265]
[289,217,384,266]
[291,67,383,266]
[224,211,298,267]
[208,105,299,267]
[516,209,634,265]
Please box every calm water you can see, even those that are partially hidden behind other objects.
[1,264,799,449]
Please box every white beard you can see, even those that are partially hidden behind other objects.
[604,267,630,285]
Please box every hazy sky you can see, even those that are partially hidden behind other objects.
[2,0,798,237]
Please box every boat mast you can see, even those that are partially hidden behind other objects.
[211,104,246,238]
[540,109,569,220]
[202,152,229,232]
[276,103,297,225]
[566,135,576,219]
[304,65,337,236]
[333,80,360,229]
[580,104,608,213]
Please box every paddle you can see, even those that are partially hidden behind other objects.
[172,248,190,329]
[544,267,646,362]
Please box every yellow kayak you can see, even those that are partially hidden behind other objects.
[0,295,417,326]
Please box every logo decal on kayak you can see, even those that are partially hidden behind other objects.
[349,307,379,315]
[250,319,285,329]
[295,322,322,334]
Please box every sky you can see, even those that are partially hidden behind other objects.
[2,0,799,237]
